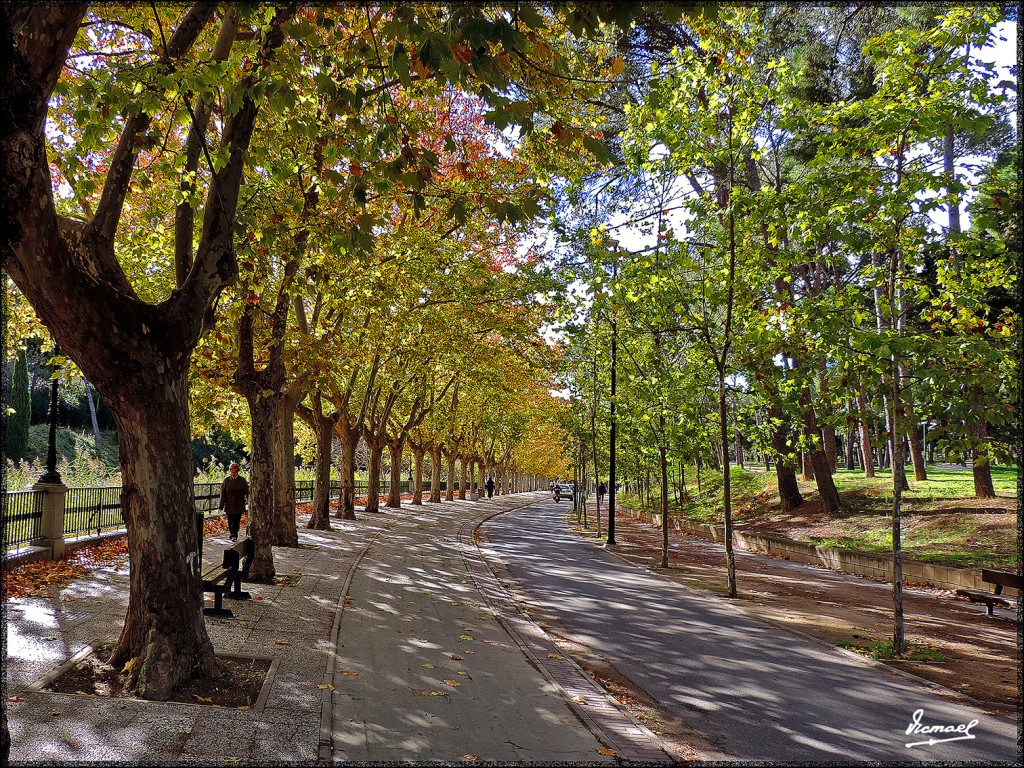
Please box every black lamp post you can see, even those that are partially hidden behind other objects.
[38,346,62,485]
[606,243,618,548]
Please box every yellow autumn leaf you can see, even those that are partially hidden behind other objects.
[463,650,475,655]
[463,756,478,762]
[316,684,334,690]
[547,654,563,659]
[237,705,251,710]
[459,635,473,641]
[457,671,467,676]
[444,679,462,687]
[341,670,358,676]
[420,691,448,697]
[277,639,290,645]
[195,695,213,702]
[422,664,435,669]
[596,747,616,756]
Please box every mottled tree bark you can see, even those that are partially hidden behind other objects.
[429,444,442,502]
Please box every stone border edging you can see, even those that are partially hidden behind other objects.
[622,507,1019,597]
[463,496,675,765]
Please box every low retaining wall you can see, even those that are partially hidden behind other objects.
[623,508,1019,597]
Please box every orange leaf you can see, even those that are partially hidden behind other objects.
[596,748,616,756]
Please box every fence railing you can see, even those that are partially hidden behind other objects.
[5,474,535,556]
[3,490,45,551]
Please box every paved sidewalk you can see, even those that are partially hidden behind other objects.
[5,492,669,765]
[5,512,385,764]
[481,499,1021,764]
[326,492,669,763]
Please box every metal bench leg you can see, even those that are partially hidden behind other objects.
[203,586,234,617]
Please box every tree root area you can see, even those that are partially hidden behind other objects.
[45,647,270,709]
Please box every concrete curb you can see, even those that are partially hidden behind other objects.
[464,497,676,765]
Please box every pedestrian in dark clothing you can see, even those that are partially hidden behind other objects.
[598,482,606,503]
[219,462,248,541]
[485,476,495,499]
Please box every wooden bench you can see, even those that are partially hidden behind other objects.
[956,568,1020,616]
[202,538,254,617]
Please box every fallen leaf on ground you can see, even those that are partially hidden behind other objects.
[422,663,435,668]
[463,650,475,655]
[444,679,462,686]
[547,653,563,659]
[316,684,334,690]
[450,654,462,660]
[420,691,448,697]
[341,670,358,676]
[276,639,290,645]
[195,696,213,702]
[463,756,478,761]
[457,671,468,676]
[459,635,473,641]
[6,697,24,703]
[572,696,587,704]
[237,705,251,710]
[238,621,250,627]
[253,596,264,601]
[596,747,616,756]
[42,637,57,641]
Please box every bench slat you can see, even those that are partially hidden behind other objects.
[980,569,1022,590]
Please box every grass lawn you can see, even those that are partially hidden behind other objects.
[618,463,1019,570]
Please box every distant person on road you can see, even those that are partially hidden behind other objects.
[598,482,606,503]
[485,476,495,499]
[219,462,249,542]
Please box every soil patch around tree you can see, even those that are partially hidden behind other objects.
[43,643,271,709]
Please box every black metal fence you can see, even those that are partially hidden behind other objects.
[64,486,124,538]
[2,490,44,551]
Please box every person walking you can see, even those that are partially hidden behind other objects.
[485,476,495,499]
[219,462,249,542]
[597,481,606,504]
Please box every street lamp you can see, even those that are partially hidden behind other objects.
[38,345,62,485]
[606,242,618,548]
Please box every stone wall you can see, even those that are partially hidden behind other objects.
[624,508,1019,597]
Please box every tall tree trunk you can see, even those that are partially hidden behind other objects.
[659,415,670,569]
[303,405,334,530]
[107,371,218,700]
[768,404,804,512]
[411,445,425,505]
[83,376,102,446]
[272,394,299,546]
[800,387,842,513]
[970,421,997,498]
[386,438,404,508]
[242,393,277,583]
[444,449,456,501]
[734,425,744,468]
[364,437,384,513]
[335,421,358,519]
[718,374,737,598]
[903,385,927,482]
[856,386,876,478]
[459,456,468,500]
[818,363,838,474]
[429,444,442,502]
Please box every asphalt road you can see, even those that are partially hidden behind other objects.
[482,499,1021,764]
